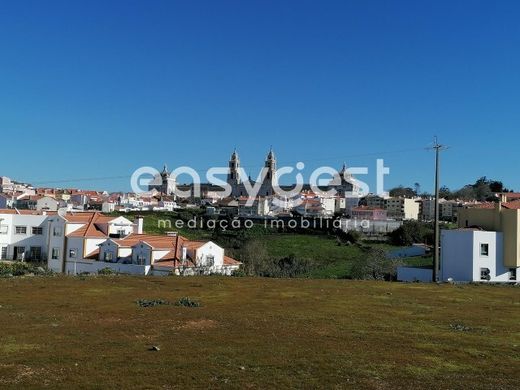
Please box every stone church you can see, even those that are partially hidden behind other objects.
[226,148,277,198]
[148,164,176,195]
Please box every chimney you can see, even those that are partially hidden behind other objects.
[133,215,144,234]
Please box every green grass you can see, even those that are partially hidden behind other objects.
[261,234,363,278]
[0,276,518,389]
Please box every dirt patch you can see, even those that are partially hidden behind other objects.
[179,319,217,330]
[0,364,45,385]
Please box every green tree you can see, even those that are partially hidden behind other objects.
[439,185,452,199]
[389,185,416,198]
[389,221,433,246]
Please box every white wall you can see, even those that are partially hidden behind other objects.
[47,216,66,272]
[471,231,512,282]
[65,260,151,275]
[441,230,516,282]
[440,230,476,282]
[0,213,49,260]
[194,241,224,268]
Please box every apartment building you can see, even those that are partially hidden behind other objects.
[385,197,420,220]
[364,194,387,209]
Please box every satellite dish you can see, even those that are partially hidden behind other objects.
[57,208,68,218]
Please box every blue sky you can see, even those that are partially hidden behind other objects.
[1,0,519,193]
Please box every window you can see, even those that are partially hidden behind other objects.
[32,227,43,235]
[136,254,145,265]
[480,267,490,281]
[480,243,489,256]
[0,246,7,259]
[510,268,517,281]
[0,225,7,235]
[206,255,215,267]
[29,247,42,260]
[15,246,26,260]
[104,252,113,262]
[15,226,27,235]
[53,226,62,237]
[51,247,60,260]
[69,249,77,259]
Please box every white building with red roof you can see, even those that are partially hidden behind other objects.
[1,208,241,275]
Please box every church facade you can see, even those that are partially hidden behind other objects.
[226,148,277,198]
[148,165,176,196]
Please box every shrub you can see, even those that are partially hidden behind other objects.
[335,229,362,245]
[389,221,433,246]
[0,262,49,277]
[98,267,115,275]
[175,297,201,307]
[233,240,314,278]
[231,267,247,277]
[136,299,170,308]
[350,248,401,281]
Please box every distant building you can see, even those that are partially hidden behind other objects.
[351,206,387,221]
[329,163,359,196]
[148,165,176,196]
[385,197,420,220]
[36,196,60,211]
[227,148,277,197]
[364,194,388,209]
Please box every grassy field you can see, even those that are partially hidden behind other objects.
[0,276,518,389]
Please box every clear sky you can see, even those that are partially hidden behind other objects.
[1,0,519,193]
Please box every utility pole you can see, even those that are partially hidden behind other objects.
[430,137,447,282]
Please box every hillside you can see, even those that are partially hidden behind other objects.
[0,276,518,388]
[113,211,430,278]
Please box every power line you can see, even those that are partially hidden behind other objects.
[26,145,430,186]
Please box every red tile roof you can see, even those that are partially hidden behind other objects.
[0,209,43,215]
[503,200,520,210]
[66,212,115,238]
[224,256,241,265]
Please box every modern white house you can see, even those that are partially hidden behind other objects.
[398,228,519,283]
[440,229,516,282]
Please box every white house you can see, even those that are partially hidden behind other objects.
[0,209,49,261]
[95,233,240,276]
[101,202,116,213]
[46,212,138,273]
[36,196,61,211]
[397,228,519,283]
[440,229,516,282]
[157,196,177,211]
[1,209,242,276]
